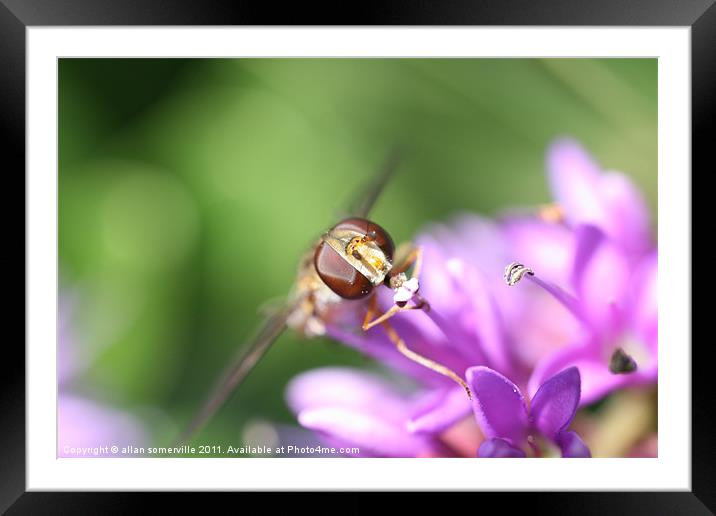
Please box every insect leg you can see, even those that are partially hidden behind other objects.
[390,244,423,278]
[381,320,472,400]
[362,302,425,331]
[362,294,379,329]
[362,245,427,331]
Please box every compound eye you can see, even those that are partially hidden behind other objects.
[314,241,373,299]
[332,217,395,262]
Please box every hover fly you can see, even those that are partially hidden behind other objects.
[177,150,471,444]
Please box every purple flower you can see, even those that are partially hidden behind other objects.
[285,137,656,457]
[58,292,149,457]
[419,214,581,380]
[506,139,658,404]
[547,138,653,260]
[519,226,657,405]
[317,229,518,434]
[286,367,448,457]
[469,366,590,458]
[58,394,148,457]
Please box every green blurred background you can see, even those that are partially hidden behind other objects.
[58,58,657,451]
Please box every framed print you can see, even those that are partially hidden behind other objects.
[3,0,709,512]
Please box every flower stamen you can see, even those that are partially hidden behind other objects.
[538,203,565,224]
[504,261,584,322]
[609,347,638,374]
[504,262,534,286]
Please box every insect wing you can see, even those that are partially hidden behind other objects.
[176,305,292,445]
[177,148,401,443]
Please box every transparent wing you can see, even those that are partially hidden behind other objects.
[342,146,402,219]
[175,148,401,444]
[174,304,292,445]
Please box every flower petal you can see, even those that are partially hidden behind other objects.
[547,138,604,226]
[629,251,658,351]
[572,225,630,332]
[376,237,490,380]
[414,234,466,316]
[502,217,575,286]
[58,395,147,457]
[528,342,653,406]
[444,258,510,372]
[424,214,510,284]
[466,366,528,443]
[556,430,591,458]
[598,171,653,258]
[497,219,583,369]
[547,139,653,258]
[297,406,436,457]
[478,437,526,458]
[285,367,409,422]
[530,366,581,439]
[286,367,445,457]
[406,386,472,434]
[324,319,460,389]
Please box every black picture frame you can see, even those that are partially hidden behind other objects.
[3,1,709,512]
